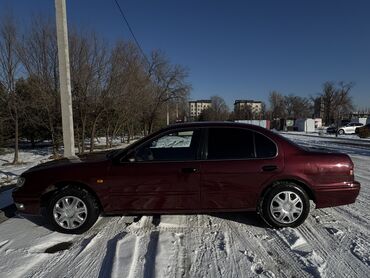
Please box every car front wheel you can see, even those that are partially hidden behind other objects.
[260,184,310,228]
[338,129,345,135]
[47,187,100,234]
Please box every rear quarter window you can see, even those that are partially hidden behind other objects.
[254,132,277,158]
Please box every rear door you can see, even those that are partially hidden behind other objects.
[200,127,283,210]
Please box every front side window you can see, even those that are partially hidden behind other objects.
[207,128,254,159]
[134,130,200,162]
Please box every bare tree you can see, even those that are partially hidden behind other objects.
[102,41,146,147]
[17,17,62,156]
[284,94,312,119]
[0,15,21,163]
[269,91,286,119]
[69,31,110,153]
[0,15,193,154]
[199,95,229,121]
[319,81,353,126]
[142,51,190,134]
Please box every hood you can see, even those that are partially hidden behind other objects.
[23,151,110,175]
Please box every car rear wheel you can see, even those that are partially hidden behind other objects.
[47,187,100,234]
[338,129,345,135]
[260,183,310,228]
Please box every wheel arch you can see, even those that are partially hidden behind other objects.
[40,181,103,212]
[259,178,316,207]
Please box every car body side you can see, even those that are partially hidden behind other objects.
[13,122,360,215]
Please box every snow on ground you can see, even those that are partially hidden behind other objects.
[283,130,370,141]
[0,132,369,277]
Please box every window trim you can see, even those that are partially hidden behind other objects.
[120,127,202,164]
[253,130,278,159]
[203,127,278,161]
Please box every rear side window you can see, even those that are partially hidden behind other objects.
[207,128,254,159]
[255,132,277,158]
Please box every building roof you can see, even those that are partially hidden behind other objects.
[189,100,212,103]
[234,100,262,104]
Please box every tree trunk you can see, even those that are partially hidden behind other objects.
[89,114,101,153]
[30,135,35,149]
[12,110,19,164]
[105,125,110,148]
[81,118,86,154]
[126,125,131,144]
[75,123,81,154]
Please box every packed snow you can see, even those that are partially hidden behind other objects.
[0,132,369,277]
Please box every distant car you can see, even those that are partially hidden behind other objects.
[326,126,337,134]
[337,122,364,135]
[13,122,360,234]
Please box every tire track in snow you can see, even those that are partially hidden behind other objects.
[306,209,369,277]
[221,216,285,278]
[29,216,131,278]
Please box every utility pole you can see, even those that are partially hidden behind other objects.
[55,0,76,158]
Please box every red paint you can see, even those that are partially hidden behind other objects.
[13,122,360,215]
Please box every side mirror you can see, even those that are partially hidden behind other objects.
[127,155,136,162]
[120,151,137,163]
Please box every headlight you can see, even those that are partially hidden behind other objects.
[16,176,26,188]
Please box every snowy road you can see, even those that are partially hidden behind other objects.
[0,134,369,277]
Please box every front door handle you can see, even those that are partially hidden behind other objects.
[181,167,199,174]
[262,165,278,172]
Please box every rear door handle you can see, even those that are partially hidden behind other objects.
[262,165,278,172]
[181,167,199,174]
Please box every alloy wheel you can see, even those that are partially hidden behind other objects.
[269,191,303,224]
[53,196,88,229]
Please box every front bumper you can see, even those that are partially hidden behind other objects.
[314,181,361,208]
[15,203,25,210]
[13,197,41,215]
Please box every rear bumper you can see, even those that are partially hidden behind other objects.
[314,181,361,208]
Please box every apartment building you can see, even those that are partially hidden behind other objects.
[234,100,262,114]
[189,100,212,118]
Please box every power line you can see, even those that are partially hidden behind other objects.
[113,0,150,65]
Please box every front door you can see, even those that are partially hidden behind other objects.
[107,129,202,212]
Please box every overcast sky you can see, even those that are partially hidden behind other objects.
[1,0,370,109]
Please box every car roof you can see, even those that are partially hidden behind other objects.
[166,121,266,131]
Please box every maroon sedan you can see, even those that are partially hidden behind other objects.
[13,122,360,233]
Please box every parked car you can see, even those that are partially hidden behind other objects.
[326,125,337,134]
[13,122,360,233]
[337,122,364,135]
[355,123,370,138]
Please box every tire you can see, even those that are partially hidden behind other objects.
[47,187,100,234]
[338,129,345,135]
[260,183,310,228]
